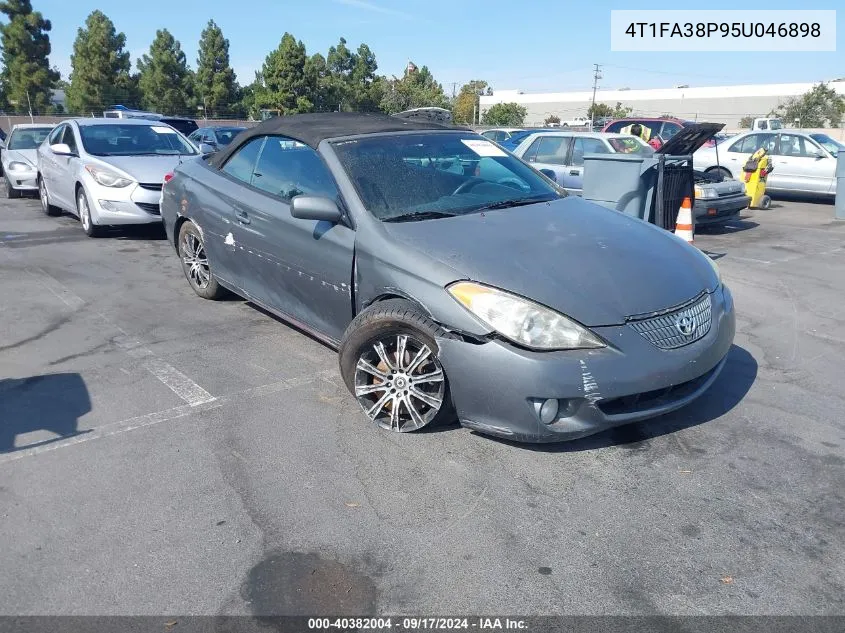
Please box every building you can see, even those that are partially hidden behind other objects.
[479,81,845,129]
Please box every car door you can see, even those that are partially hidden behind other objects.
[521,135,571,185]
[770,133,834,193]
[194,136,266,291]
[723,133,777,177]
[230,135,356,342]
[563,136,610,194]
[43,124,80,210]
[40,125,67,206]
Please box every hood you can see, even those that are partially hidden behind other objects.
[382,197,717,327]
[657,122,725,156]
[95,154,188,183]
[4,148,38,168]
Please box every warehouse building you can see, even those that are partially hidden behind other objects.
[479,81,845,129]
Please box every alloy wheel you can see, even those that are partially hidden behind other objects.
[39,179,49,212]
[181,232,211,289]
[353,333,445,432]
[78,191,91,231]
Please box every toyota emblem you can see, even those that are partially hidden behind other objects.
[675,315,696,337]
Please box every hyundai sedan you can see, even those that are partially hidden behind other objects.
[36,118,198,236]
[160,113,735,443]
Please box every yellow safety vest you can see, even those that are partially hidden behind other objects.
[621,124,651,142]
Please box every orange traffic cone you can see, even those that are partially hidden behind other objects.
[674,197,694,244]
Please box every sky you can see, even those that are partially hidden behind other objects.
[22,0,845,96]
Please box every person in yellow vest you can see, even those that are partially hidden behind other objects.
[621,122,651,143]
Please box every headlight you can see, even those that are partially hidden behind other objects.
[85,164,133,188]
[447,281,605,350]
[8,161,31,171]
[694,185,717,199]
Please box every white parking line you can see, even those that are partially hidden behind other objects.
[142,358,216,406]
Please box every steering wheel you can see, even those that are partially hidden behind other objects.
[498,178,529,192]
[452,177,486,196]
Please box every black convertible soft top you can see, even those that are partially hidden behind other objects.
[208,112,459,168]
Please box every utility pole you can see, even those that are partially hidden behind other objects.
[450,82,458,99]
[26,90,34,123]
[589,64,602,131]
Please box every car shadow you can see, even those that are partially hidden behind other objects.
[112,223,167,240]
[696,219,759,235]
[769,192,835,206]
[0,373,92,454]
[481,344,757,452]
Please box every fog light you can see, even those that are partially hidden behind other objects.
[539,398,559,424]
[99,200,120,211]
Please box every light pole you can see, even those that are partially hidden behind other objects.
[589,64,602,131]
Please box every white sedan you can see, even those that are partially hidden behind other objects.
[2,124,55,198]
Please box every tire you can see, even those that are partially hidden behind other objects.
[177,220,224,300]
[38,177,61,216]
[339,299,457,433]
[709,167,732,181]
[760,195,772,210]
[76,186,103,237]
[6,181,21,199]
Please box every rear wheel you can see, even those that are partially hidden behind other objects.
[339,299,457,433]
[178,220,224,300]
[38,176,61,216]
[76,187,103,237]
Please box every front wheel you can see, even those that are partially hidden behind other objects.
[178,220,224,300]
[77,187,103,237]
[709,167,733,181]
[339,299,457,433]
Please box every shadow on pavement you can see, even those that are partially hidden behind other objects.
[489,344,757,453]
[0,373,92,453]
[696,219,759,235]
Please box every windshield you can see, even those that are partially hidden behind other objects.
[331,132,564,222]
[608,137,654,154]
[769,119,783,130]
[810,134,844,156]
[216,127,246,146]
[79,124,198,157]
[8,127,53,150]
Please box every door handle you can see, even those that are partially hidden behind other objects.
[569,170,580,176]
[235,209,250,225]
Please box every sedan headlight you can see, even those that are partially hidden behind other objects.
[85,164,133,188]
[447,281,605,350]
[8,161,30,171]
[694,185,717,199]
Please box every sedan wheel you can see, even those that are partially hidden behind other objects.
[39,178,60,216]
[76,188,103,237]
[177,221,224,300]
[339,299,457,433]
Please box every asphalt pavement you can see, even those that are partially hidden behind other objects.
[0,190,843,617]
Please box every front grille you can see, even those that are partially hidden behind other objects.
[597,363,720,416]
[138,183,163,191]
[628,293,712,349]
[136,202,161,215]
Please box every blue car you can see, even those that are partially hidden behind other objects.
[498,129,542,151]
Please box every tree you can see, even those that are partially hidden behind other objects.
[195,20,238,117]
[481,102,527,126]
[739,116,753,128]
[776,83,845,128]
[379,63,449,114]
[257,33,313,114]
[544,114,560,126]
[0,0,59,114]
[66,11,132,114]
[137,29,192,114]
[587,101,632,120]
[452,80,487,124]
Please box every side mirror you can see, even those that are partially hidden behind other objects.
[199,142,216,154]
[290,195,343,223]
[50,143,75,156]
[813,150,826,159]
[539,168,557,180]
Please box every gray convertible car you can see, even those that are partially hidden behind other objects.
[161,113,735,443]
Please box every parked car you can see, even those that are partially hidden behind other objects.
[513,127,749,226]
[160,112,734,443]
[159,117,199,137]
[188,126,247,153]
[561,116,589,127]
[693,130,841,196]
[497,129,542,151]
[511,131,653,194]
[36,118,198,236]
[2,124,55,198]
[603,117,694,148]
[480,128,524,143]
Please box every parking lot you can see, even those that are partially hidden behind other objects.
[1,191,843,616]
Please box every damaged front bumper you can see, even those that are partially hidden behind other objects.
[436,285,735,443]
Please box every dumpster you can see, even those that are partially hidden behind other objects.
[583,123,725,230]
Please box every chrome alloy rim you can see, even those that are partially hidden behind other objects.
[181,232,210,289]
[354,334,445,432]
[39,179,48,211]
[78,191,91,231]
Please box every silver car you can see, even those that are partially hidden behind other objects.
[2,124,55,198]
[36,118,198,236]
[693,130,842,196]
[511,131,653,194]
